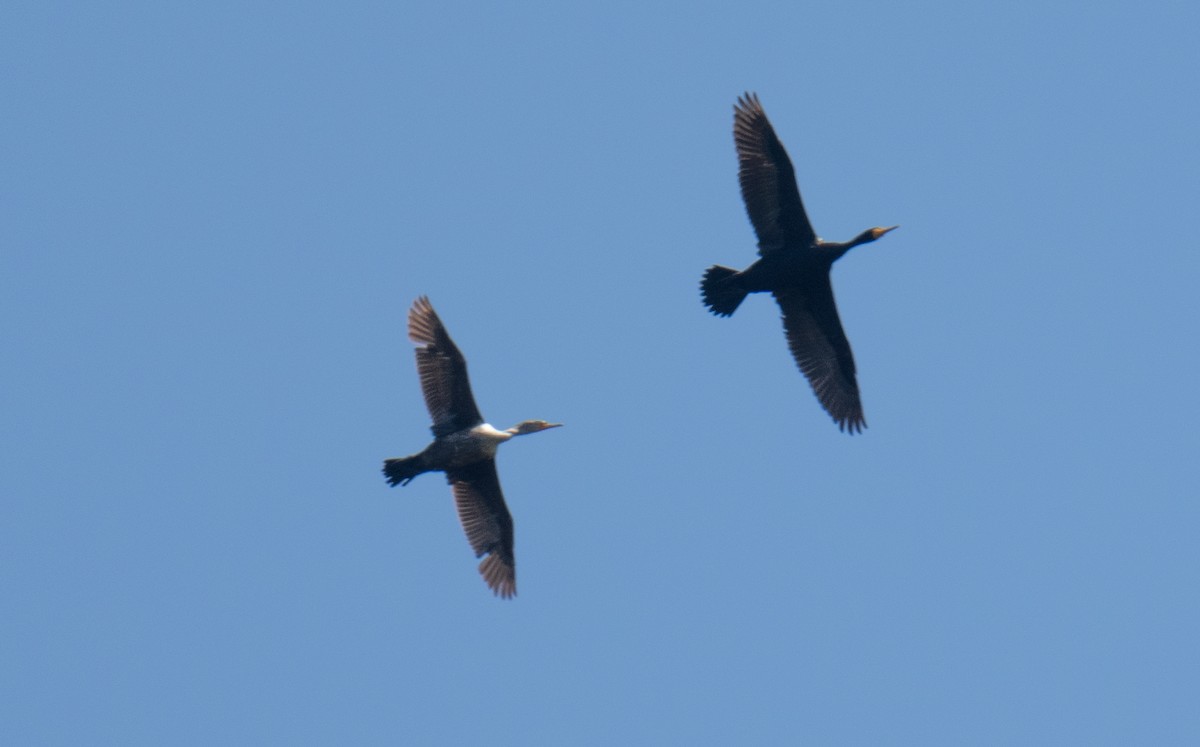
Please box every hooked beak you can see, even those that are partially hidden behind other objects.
[874,225,899,239]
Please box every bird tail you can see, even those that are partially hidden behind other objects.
[700,265,747,316]
[382,454,426,487]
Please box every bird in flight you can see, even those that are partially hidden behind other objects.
[382,296,561,598]
[700,92,898,433]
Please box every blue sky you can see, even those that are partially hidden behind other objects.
[3,1,1198,744]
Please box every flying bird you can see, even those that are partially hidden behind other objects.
[382,296,561,598]
[700,92,898,433]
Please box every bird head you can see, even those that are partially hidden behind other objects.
[845,225,899,250]
[506,420,563,436]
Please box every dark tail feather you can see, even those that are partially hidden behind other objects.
[700,265,747,317]
[382,455,426,487]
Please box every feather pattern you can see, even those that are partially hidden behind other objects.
[733,92,817,255]
[774,284,865,434]
[447,461,517,599]
[408,296,484,437]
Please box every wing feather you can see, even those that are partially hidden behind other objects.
[446,460,516,599]
[773,283,866,433]
[733,92,817,255]
[407,296,484,437]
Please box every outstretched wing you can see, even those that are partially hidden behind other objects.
[733,92,817,255]
[408,296,484,437]
[446,460,516,599]
[773,281,866,434]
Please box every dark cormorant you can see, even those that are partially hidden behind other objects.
[382,296,561,599]
[700,92,898,434]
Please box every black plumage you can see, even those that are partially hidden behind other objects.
[701,93,897,433]
[382,296,560,598]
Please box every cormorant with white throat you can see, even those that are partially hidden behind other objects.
[382,296,561,598]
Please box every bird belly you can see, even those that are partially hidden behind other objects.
[742,254,824,294]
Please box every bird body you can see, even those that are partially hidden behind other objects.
[387,424,509,478]
[700,93,897,433]
[382,296,560,599]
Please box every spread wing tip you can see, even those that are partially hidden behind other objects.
[735,91,761,112]
[837,414,867,435]
[407,296,441,347]
[479,553,516,599]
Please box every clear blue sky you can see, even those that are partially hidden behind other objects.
[3,1,1198,744]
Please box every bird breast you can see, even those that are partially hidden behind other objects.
[426,424,511,468]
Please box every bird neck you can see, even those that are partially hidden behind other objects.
[815,241,854,263]
[820,229,877,261]
[472,423,514,443]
